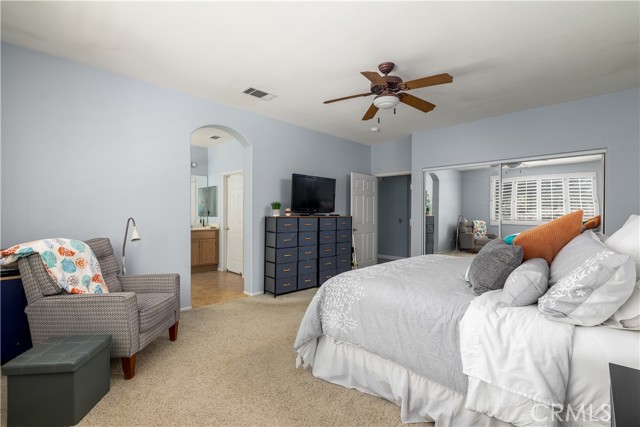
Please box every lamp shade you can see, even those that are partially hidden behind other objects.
[373,94,399,110]
[131,227,141,241]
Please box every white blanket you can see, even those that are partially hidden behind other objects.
[460,290,575,427]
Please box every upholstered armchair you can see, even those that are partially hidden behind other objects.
[458,220,498,253]
[17,237,180,380]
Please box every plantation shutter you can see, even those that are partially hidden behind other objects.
[501,181,513,222]
[568,175,597,218]
[540,177,565,221]
[490,177,500,223]
[515,179,538,222]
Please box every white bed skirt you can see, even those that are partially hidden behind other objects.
[309,335,511,426]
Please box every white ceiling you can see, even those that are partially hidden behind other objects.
[2,1,639,146]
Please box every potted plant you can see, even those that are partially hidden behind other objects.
[424,192,432,216]
[271,201,282,216]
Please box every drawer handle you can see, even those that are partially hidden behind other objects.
[284,253,292,257]
[284,238,292,242]
[283,283,292,287]
[325,262,332,266]
[324,249,332,253]
[304,251,312,255]
[324,236,331,240]
[283,268,291,272]
[284,223,292,227]
[304,224,313,227]
[304,237,312,241]
[304,279,311,283]
[304,265,311,269]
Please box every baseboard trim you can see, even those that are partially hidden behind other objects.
[180,306,192,311]
[243,290,264,297]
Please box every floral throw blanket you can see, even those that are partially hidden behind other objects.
[1,238,108,294]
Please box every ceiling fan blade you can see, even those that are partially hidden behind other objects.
[361,71,387,86]
[401,73,453,90]
[362,104,379,121]
[398,93,436,113]
[323,92,373,104]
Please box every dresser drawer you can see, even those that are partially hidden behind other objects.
[319,256,336,271]
[266,232,297,248]
[319,243,335,258]
[319,217,337,231]
[319,231,335,244]
[425,216,435,225]
[298,231,317,246]
[336,217,352,230]
[265,247,298,264]
[426,223,434,233]
[265,276,297,294]
[319,269,337,283]
[426,232,434,243]
[336,254,351,270]
[336,243,351,256]
[266,217,298,233]
[298,217,318,231]
[265,261,297,278]
[336,230,351,243]
[298,259,317,275]
[298,245,318,260]
[297,273,317,290]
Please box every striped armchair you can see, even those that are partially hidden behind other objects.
[17,237,180,380]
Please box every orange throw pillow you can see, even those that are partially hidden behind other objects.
[582,215,601,231]
[513,210,584,264]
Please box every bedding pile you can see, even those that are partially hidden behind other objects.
[460,290,574,426]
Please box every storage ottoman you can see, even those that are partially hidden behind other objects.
[1,335,111,427]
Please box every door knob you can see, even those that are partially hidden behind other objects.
[353,228,357,232]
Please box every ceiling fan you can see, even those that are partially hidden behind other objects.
[323,62,453,121]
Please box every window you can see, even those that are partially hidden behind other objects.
[490,172,598,225]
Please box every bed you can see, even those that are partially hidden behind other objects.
[294,253,640,427]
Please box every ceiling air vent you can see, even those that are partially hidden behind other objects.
[243,87,276,101]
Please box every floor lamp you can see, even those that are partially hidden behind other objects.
[122,217,141,275]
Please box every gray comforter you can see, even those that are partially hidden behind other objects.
[294,254,476,394]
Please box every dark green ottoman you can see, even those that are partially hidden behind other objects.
[1,335,111,427]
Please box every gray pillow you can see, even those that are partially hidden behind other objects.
[468,239,524,295]
[539,231,636,326]
[500,258,549,307]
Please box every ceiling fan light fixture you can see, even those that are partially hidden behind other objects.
[373,94,399,110]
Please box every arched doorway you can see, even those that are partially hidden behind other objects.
[190,125,252,307]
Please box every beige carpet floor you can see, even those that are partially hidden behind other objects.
[1,289,432,427]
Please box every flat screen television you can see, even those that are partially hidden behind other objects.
[291,173,336,214]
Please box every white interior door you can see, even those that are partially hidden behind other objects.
[225,171,244,274]
[350,172,377,267]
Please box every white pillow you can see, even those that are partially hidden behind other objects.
[539,231,636,326]
[604,214,640,329]
[500,258,549,307]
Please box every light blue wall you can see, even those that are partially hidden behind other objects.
[378,175,410,258]
[410,88,640,256]
[189,146,208,176]
[207,138,246,226]
[371,136,412,175]
[430,169,462,252]
[1,43,370,304]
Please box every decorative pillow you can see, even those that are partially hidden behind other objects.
[603,214,640,329]
[472,220,487,237]
[538,231,636,326]
[513,210,584,264]
[581,215,602,232]
[503,234,519,245]
[500,258,549,307]
[467,239,523,295]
